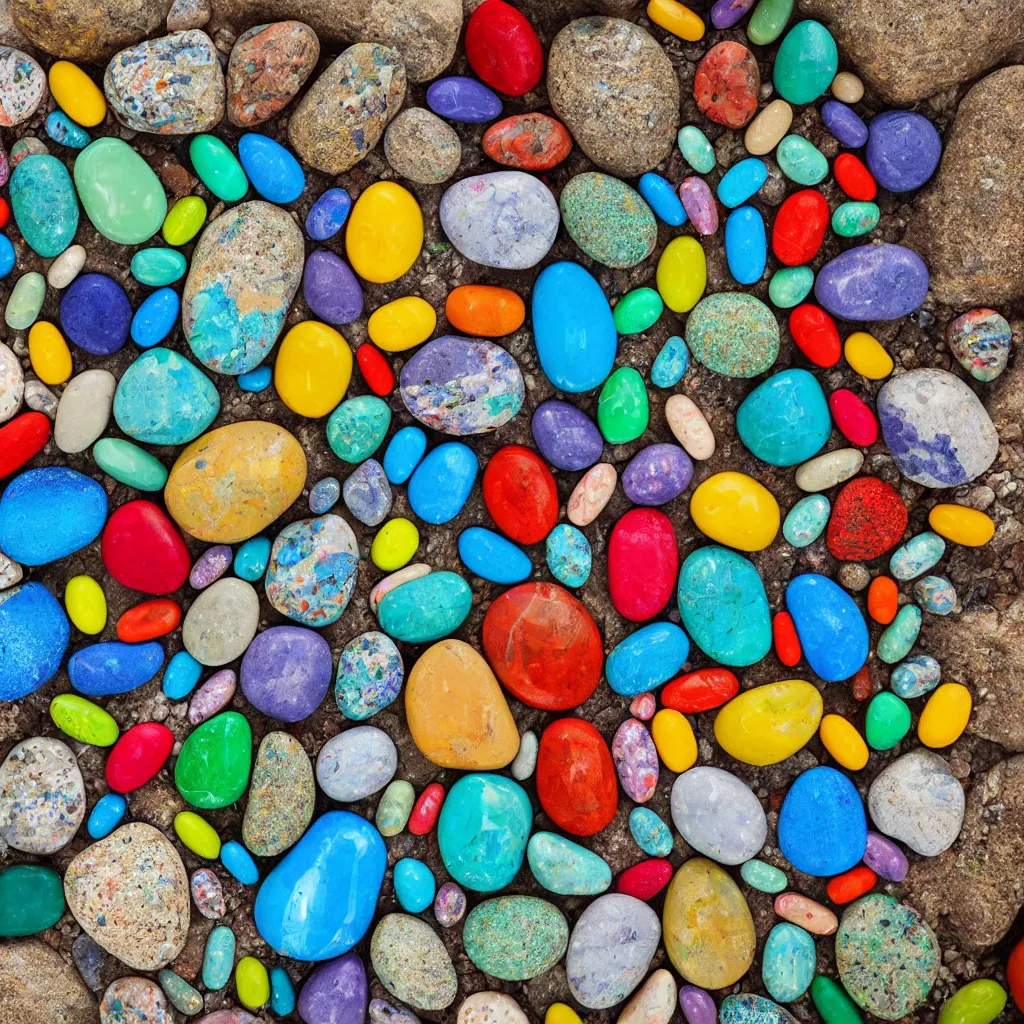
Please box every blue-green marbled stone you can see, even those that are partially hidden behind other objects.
[762,923,816,1002]
[777,135,829,185]
[629,807,673,857]
[202,925,235,991]
[131,247,187,286]
[546,524,592,588]
[877,605,923,664]
[721,993,799,1024]
[10,154,79,258]
[526,832,612,896]
[678,126,716,173]
[463,896,569,980]
[783,494,830,547]
[890,532,945,581]
[46,111,90,148]
[737,368,831,466]
[377,572,472,644]
[327,396,392,463]
[651,335,690,387]
[769,266,814,308]
[335,631,403,720]
[913,575,956,615]
[890,655,941,699]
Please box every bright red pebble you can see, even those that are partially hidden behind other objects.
[789,304,841,367]
[608,509,679,622]
[105,721,175,793]
[0,197,9,229]
[851,664,873,701]
[617,859,674,901]
[408,782,445,835]
[0,412,51,478]
[661,668,739,713]
[357,343,394,396]
[1008,936,1024,1012]
[693,41,760,129]
[482,444,558,545]
[834,153,877,201]
[465,0,544,96]
[826,477,908,562]
[772,189,829,266]
[117,598,182,642]
[536,718,618,837]
[827,865,877,904]
[829,389,879,447]
[101,500,192,595]
[772,611,802,668]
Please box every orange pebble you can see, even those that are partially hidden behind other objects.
[117,598,182,642]
[1009,936,1024,1012]
[446,284,526,337]
[867,576,898,624]
[826,865,876,904]
[772,611,801,667]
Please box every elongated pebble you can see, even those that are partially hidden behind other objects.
[369,563,432,613]
[774,892,838,935]
[568,463,617,526]
[665,395,715,459]
[511,730,538,781]
[47,245,86,289]
[795,449,864,491]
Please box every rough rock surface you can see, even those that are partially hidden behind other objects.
[10,0,169,60]
[0,940,97,1024]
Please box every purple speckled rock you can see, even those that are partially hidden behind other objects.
[621,444,694,506]
[303,249,363,325]
[305,188,351,240]
[342,460,392,527]
[612,719,659,803]
[814,243,929,321]
[866,110,941,192]
[679,986,717,1024]
[532,399,603,470]
[679,177,718,235]
[298,952,368,1024]
[240,625,333,722]
[711,0,756,27]
[821,101,868,148]
[434,881,466,927]
[863,830,909,882]
[188,669,236,724]
[60,273,132,355]
[426,76,502,123]
[190,868,226,919]
[189,545,232,589]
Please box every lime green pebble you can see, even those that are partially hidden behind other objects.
[598,367,649,444]
[938,980,1007,1024]
[49,694,119,746]
[236,957,270,1010]
[748,0,794,44]
[777,135,829,185]
[163,195,208,246]
[769,266,814,308]
[189,135,248,202]
[371,518,420,571]
[864,691,912,750]
[811,976,863,1024]
[613,288,664,335]
[174,811,222,859]
[93,438,169,491]
[832,201,880,238]
[65,575,106,634]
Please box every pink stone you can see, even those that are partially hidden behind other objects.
[630,692,656,721]
[679,177,719,236]
[567,463,617,527]
[773,892,838,935]
[188,669,237,725]
[612,718,659,803]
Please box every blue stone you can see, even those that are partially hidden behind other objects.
[821,100,868,148]
[629,807,673,857]
[60,273,131,355]
[68,640,165,696]
[343,459,392,527]
[721,994,798,1024]
[725,205,767,285]
[778,765,867,876]
[0,467,107,566]
[382,426,426,486]
[221,840,259,885]
[782,494,830,547]
[736,368,831,466]
[786,573,869,682]
[526,832,612,896]
[866,110,941,192]
[254,810,386,961]
[408,443,477,524]
[310,477,341,514]
[203,926,236,991]
[0,235,14,277]
[426,76,502,122]
[717,158,768,208]
[131,247,187,286]
[238,134,305,204]
[890,532,945,580]
[306,188,352,240]
[163,650,203,700]
[46,111,90,148]
[890,655,941,699]
[87,793,127,839]
[459,527,532,584]
[651,335,690,388]
[271,966,296,1016]
[532,262,617,393]
[393,858,436,913]
[546,524,591,588]
[9,154,79,258]
[639,172,686,226]
[815,244,929,322]
[130,287,180,348]
[437,774,531,893]
[762,923,815,1002]
[0,583,70,701]
[234,537,271,582]
[238,366,272,392]
[606,622,690,696]
[377,572,472,644]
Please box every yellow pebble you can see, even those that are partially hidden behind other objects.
[163,196,208,246]
[48,60,107,127]
[690,471,780,552]
[65,575,107,635]
[651,709,697,773]
[235,957,270,1010]
[714,680,823,766]
[346,181,424,284]
[929,504,995,548]
[646,0,705,40]
[819,714,869,770]
[918,682,972,748]
[367,296,437,352]
[371,518,420,571]
[844,331,893,380]
[28,321,72,385]
[546,1005,583,1024]
[656,236,706,313]
[274,321,353,418]
[173,811,222,859]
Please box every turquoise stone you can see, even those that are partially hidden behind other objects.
[762,924,816,1002]
[46,111,90,149]
[890,532,945,581]
[677,546,772,666]
[437,774,532,893]
[9,154,79,258]
[270,967,296,1016]
[526,832,612,895]
[773,21,839,104]
[463,896,568,981]
[163,650,202,700]
[235,537,271,581]
[239,366,272,392]
[159,970,204,1015]
[377,572,472,644]
[458,526,532,584]
[721,994,799,1024]
[327,396,392,463]
[878,605,923,664]
[736,368,831,466]
[202,925,236,991]
[87,793,127,838]
[546,524,592,588]
[740,859,788,893]
[769,266,814,308]
[629,807,673,856]
[92,438,168,491]
[393,858,436,914]
[678,125,716,173]
[131,247,188,286]
[783,494,830,547]
[777,134,829,184]
[651,335,691,387]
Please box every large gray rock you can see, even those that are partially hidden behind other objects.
[10,0,169,60]
[0,940,97,1024]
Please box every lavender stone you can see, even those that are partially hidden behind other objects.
[240,625,333,722]
[622,444,694,506]
[306,188,351,241]
[814,243,929,321]
[711,0,756,27]
[343,460,392,526]
[532,399,603,470]
[190,545,232,589]
[434,881,467,927]
[612,719,659,803]
[426,76,502,123]
[821,101,868,148]
[303,249,363,325]
[680,986,717,1024]
[298,952,367,1024]
[866,110,941,192]
[188,669,237,724]
[863,831,909,882]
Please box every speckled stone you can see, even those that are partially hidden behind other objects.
[370,999,420,1024]
[342,460,393,527]
[242,731,315,857]
[370,914,458,1011]
[227,21,319,126]
[188,669,236,724]
[560,172,657,269]
[335,631,404,720]
[316,725,397,801]
[612,719,659,803]
[457,993,529,1024]
[99,977,171,1024]
[0,938,97,1023]
[463,896,568,980]
[434,881,467,927]
[190,868,226,919]
[719,994,797,1024]
[385,107,461,184]
[686,293,780,377]
[0,46,46,127]
[310,476,341,514]
[1,342,24,423]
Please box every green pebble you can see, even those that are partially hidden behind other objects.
[163,195,207,246]
[877,604,923,664]
[740,858,788,893]
[190,134,249,202]
[463,896,568,981]
[0,864,64,936]
[769,265,814,308]
[939,980,1007,1024]
[773,20,839,104]
[159,969,205,1015]
[833,202,880,238]
[865,691,912,750]
[559,172,657,269]
[5,271,46,330]
[614,287,664,334]
[777,135,829,184]
[376,779,415,837]
[597,366,649,444]
[811,976,863,1024]
[327,395,392,463]
[175,711,252,810]
[748,0,794,44]
[50,693,119,746]
[93,438,169,491]
[678,125,716,173]
[131,247,188,286]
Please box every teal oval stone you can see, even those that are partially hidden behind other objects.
[546,524,592,588]
[190,134,249,202]
[10,154,79,258]
[762,923,816,1002]
[890,532,945,581]
[0,864,64,936]
[877,605,923,664]
[833,201,880,238]
[769,266,814,308]
[527,832,612,896]
[686,292,780,377]
[651,335,690,387]
[235,536,271,582]
[202,925,236,990]
[131,247,188,286]
[678,125,716,173]
[327,396,392,463]
[377,571,472,644]
[393,857,436,914]
[46,111,90,149]
[721,994,799,1024]
[783,494,830,547]
[560,172,657,269]
[678,545,772,666]
[629,807,673,856]
[740,859,788,893]
[737,368,831,466]
[773,21,838,104]
[777,135,829,185]
[5,272,46,330]
[865,691,913,750]
[270,966,296,1016]
[92,438,168,491]
[463,896,568,980]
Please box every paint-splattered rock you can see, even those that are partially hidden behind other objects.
[719,994,798,1024]
[0,47,47,127]
[482,113,573,171]
[946,308,1012,382]
[463,896,568,981]
[242,731,315,857]
[686,293,779,377]
[190,868,226,919]
[384,107,461,184]
[335,631,404,720]
[288,43,405,174]
[370,914,458,1011]
[183,201,304,375]
[227,21,320,126]
[612,719,659,803]
[100,977,172,1024]
[560,173,657,269]
[104,31,225,134]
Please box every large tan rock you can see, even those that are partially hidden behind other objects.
[10,0,169,60]
[0,940,97,1024]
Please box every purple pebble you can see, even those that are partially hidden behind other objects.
[189,545,233,589]
[531,399,604,471]
[815,243,929,321]
[711,0,756,28]
[866,109,942,192]
[863,830,909,882]
[303,249,364,325]
[298,952,367,1024]
[679,177,719,236]
[680,986,717,1024]
[622,444,693,506]
[821,100,869,148]
[240,624,333,723]
[306,188,352,241]
[60,273,132,355]
[426,76,503,123]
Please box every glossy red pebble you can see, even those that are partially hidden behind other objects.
[867,576,899,625]
[771,189,829,266]
[482,113,573,171]
[617,859,674,901]
[826,865,877,904]
[789,304,841,367]
[465,0,544,96]
[101,499,192,595]
[408,782,445,836]
[482,444,558,545]
[0,197,9,229]
[773,611,802,667]
[356,343,394,396]
[834,153,877,201]
[1008,936,1024,1012]
[829,389,878,447]
[482,581,603,710]
[693,40,760,129]
[117,598,182,642]
[105,721,175,793]
[608,509,679,622]
[661,668,739,713]
[850,664,873,701]
[0,411,51,478]
[826,477,908,562]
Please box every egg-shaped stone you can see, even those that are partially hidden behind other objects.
[670,766,767,864]
[714,680,823,766]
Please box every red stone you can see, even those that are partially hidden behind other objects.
[465,0,544,96]
[408,782,445,835]
[101,500,191,594]
[0,198,9,229]
[117,598,182,642]
[0,411,50,478]
[482,113,573,171]
[482,581,603,710]
[608,509,679,622]
[693,41,760,129]
[536,717,618,836]
[1008,936,1024,1012]
[482,445,558,545]
[105,721,175,793]
[834,153,877,201]
[773,611,801,668]
[789,304,841,367]
[850,664,873,701]
[826,477,908,562]
[826,865,877,904]
[829,389,878,447]
[661,668,739,713]
[356,343,394,397]
[771,189,829,266]
[617,859,673,901]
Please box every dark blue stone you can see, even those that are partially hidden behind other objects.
[306,188,352,240]
[0,583,70,701]
[786,573,869,682]
[60,273,132,355]
[68,640,166,696]
[821,101,868,148]
[426,76,503,123]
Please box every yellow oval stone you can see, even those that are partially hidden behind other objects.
[663,857,755,988]
[844,331,893,379]
[918,682,972,748]
[163,196,208,247]
[647,0,705,40]
[235,957,270,1010]
[690,471,780,551]
[652,709,697,773]
[819,713,868,770]
[929,504,995,548]
[48,60,107,127]
[28,321,72,385]
[405,639,519,770]
[714,680,823,766]
[274,321,352,418]
[165,422,307,543]
[545,1004,583,1024]
[50,694,119,746]
[367,296,437,352]
[173,811,221,859]
[656,236,707,313]
[346,181,423,284]
[371,518,420,571]
[65,575,107,635]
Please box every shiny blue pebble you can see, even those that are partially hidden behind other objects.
[394,858,436,914]
[87,793,127,839]
[68,640,165,696]
[426,76,502,123]
[459,527,532,584]
[131,287,180,347]
[383,425,428,485]
[238,134,305,204]
[725,206,767,285]
[606,621,689,696]
[629,806,673,857]
[235,537,271,582]
[0,582,70,701]
[736,368,831,467]
[306,188,352,240]
[546,524,591,588]
[238,365,272,392]
[639,172,686,226]
[717,158,768,207]
[221,840,259,885]
[271,967,296,1016]
[0,235,15,278]
[46,110,90,149]
[408,443,477,524]
[651,335,690,388]
[786,573,868,682]
[163,650,203,700]
[821,100,868,148]
[309,476,341,514]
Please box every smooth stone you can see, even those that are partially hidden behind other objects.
[385,106,461,184]
[598,366,649,443]
[787,573,869,681]
[0,46,46,127]
[50,694,118,746]
[237,133,304,203]
[87,793,126,839]
[560,172,657,269]
[60,273,131,355]
[939,981,1007,1024]
[686,292,779,377]
[783,494,830,547]
[345,180,423,283]
[375,780,415,837]
[718,157,768,207]
[774,20,838,103]
[680,177,719,234]
[459,526,532,584]
[546,524,591,587]
[327,396,391,463]
[568,464,617,526]
[378,572,472,643]
[617,970,676,1024]
[301,249,362,326]
[690,471,779,552]
[737,368,830,466]
[54,369,115,454]
[174,711,251,808]
[777,135,829,185]
[241,624,333,722]
[815,243,929,321]
[833,200,880,237]
[865,690,913,748]
[202,926,235,990]
[297,952,366,1024]
[877,605,923,663]
[130,289,179,348]
[306,188,352,240]
[891,532,946,580]
[622,444,693,506]
[891,654,942,698]
[630,807,673,856]
[863,831,910,883]
[370,915,457,1011]
[725,206,767,284]
[652,336,691,387]
[334,631,403,721]
[383,427,427,485]
[464,896,568,981]
[607,622,690,696]
[434,881,467,928]
[160,969,204,1015]
[671,766,767,864]
[131,248,187,287]
[775,893,837,936]
[714,680,822,765]
[745,98,793,155]
[10,154,79,257]
[640,172,686,225]
[309,476,341,515]
[235,537,271,580]
[795,448,864,491]
[188,135,247,202]
[762,923,816,1002]
[0,341,23,421]
[867,110,941,192]
[532,399,603,470]
[482,112,572,171]
[5,272,46,330]
[665,395,715,460]
[527,832,612,896]
[915,575,957,614]
[407,443,476,524]
[613,286,664,334]
[426,74,500,122]
[316,726,396,802]
[611,719,659,802]
[680,987,719,1024]
[190,868,225,919]
[511,730,539,781]
[182,578,259,666]
[740,859,788,893]
[678,126,716,171]
[66,640,164,697]
[770,265,815,307]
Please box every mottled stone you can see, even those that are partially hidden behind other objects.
[370,914,457,1011]
[0,939,96,1024]
[227,21,319,126]
[0,45,45,126]
[335,631,403,720]
[243,731,315,856]
[99,978,171,1024]
[385,107,460,184]
[10,0,167,61]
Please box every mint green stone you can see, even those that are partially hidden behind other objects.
[463,896,568,981]
[175,711,252,809]
[4,272,46,330]
[783,494,830,547]
[560,172,657,269]
[131,247,188,286]
[678,125,716,173]
[0,864,64,936]
[190,135,248,202]
[375,779,415,837]
[769,265,814,308]
[865,692,912,750]
[527,831,612,896]
[614,287,664,334]
[777,135,829,185]
[877,605,923,664]
[159,969,204,1015]
[202,925,236,991]
[740,859,788,893]
[326,395,392,463]
[774,21,839,104]
[9,154,80,258]
[377,571,472,644]
[748,0,794,44]
[598,366,649,443]
[811,976,863,1024]
[74,137,167,245]
[93,438,168,491]
[833,202,880,238]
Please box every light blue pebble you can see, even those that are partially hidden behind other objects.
[408,443,477,524]
[202,926,236,991]
[221,840,259,885]
[890,532,945,581]
[46,110,90,149]
[725,205,767,285]
[383,425,428,485]
[87,793,127,839]
[639,172,686,226]
[678,126,716,173]
[606,621,689,696]
[877,604,922,664]
[309,476,341,514]
[131,247,187,287]
[68,640,165,696]
[237,365,272,391]
[526,832,611,896]
[0,235,16,278]
[890,654,941,699]
[163,651,202,700]
[717,158,768,207]
[913,575,956,615]
[306,188,352,241]
[130,287,180,347]
[394,858,436,913]
[238,134,305,204]
[270,967,296,1016]
[651,335,690,388]
[783,494,830,547]
[458,527,532,584]
[545,524,591,588]
[786,573,868,682]
[235,537,271,581]
[762,923,816,1002]
[377,572,473,644]
[629,807,673,857]
[740,859,788,893]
